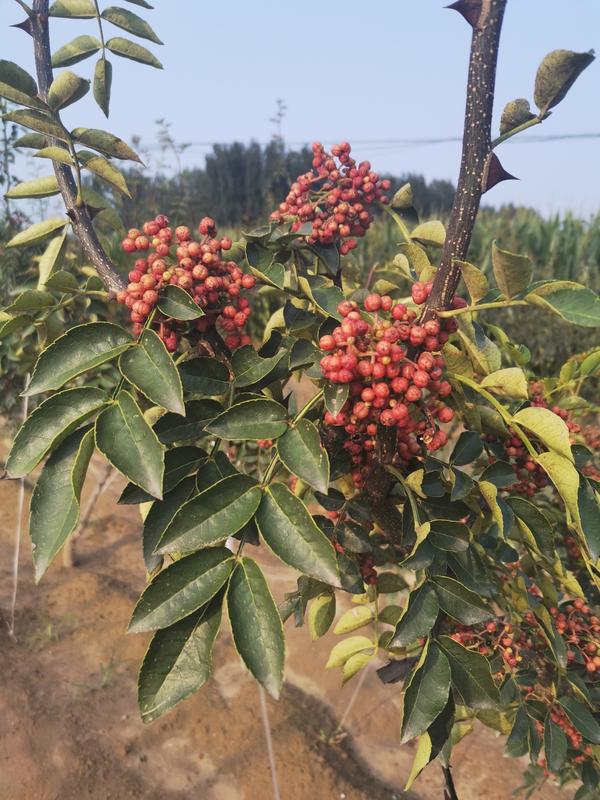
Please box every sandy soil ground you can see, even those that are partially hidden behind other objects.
[0,436,570,800]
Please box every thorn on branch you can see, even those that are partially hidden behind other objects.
[11,18,33,35]
[446,0,482,28]
[482,151,518,193]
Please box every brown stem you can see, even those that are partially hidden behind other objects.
[30,0,125,294]
[443,765,460,800]
[421,0,507,320]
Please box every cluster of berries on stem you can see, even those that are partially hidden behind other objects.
[318,286,460,488]
[484,381,585,497]
[116,214,256,351]
[270,142,390,254]
[448,598,599,768]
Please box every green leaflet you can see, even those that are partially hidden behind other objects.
[6,386,107,478]
[142,477,196,572]
[24,322,133,396]
[206,399,288,441]
[400,643,451,743]
[256,483,339,585]
[391,584,439,647]
[29,427,94,581]
[95,391,164,499]
[119,329,184,415]
[276,419,330,494]
[119,445,206,504]
[138,595,223,723]
[439,635,499,710]
[129,547,234,633]
[156,474,262,553]
[227,558,284,699]
[432,576,492,625]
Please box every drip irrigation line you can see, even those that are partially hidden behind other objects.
[6,374,29,642]
[258,685,281,800]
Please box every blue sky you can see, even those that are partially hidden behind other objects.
[1,0,599,215]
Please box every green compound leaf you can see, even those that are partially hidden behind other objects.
[438,635,499,710]
[95,390,164,499]
[24,322,132,396]
[52,35,102,67]
[4,109,68,142]
[157,474,262,554]
[179,357,230,396]
[391,584,439,647]
[544,716,567,772]
[7,217,68,248]
[227,557,285,699]
[154,399,222,444]
[526,282,600,328]
[101,6,163,45]
[432,576,492,625]
[118,445,206,504]
[142,476,196,573]
[534,49,595,115]
[33,146,74,167]
[323,382,349,417]
[50,0,96,17]
[129,547,234,633]
[93,57,112,117]
[256,483,340,585]
[78,150,131,196]
[578,478,600,561]
[491,241,533,299]
[106,37,163,68]
[206,399,288,441]
[6,386,107,478]
[512,406,574,462]
[48,70,90,111]
[138,595,223,723]
[232,345,288,388]
[307,593,336,641]
[0,60,45,110]
[400,643,451,743]
[276,419,330,494]
[29,426,94,582]
[119,329,184,415]
[6,176,60,199]
[71,127,142,162]
[157,284,205,320]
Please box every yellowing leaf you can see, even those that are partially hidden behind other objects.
[492,241,533,299]
[404,733,432,791]
[481,368,528,400]
[342,651,373,684]
[326,635,373,669]
[537,452,581,530]
[333,605,373,635]
[456,259,489,303]
[513,406,573,462]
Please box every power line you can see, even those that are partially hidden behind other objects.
[138,132,600,152]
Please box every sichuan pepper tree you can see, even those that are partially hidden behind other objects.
[2,1,600,797]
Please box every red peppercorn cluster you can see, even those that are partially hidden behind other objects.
[486,382,586,496]
[116,214,257,351]
[535,706,594,767]
[318,292,457,488]
[269,141,390,255]
[450,599,600,679]
[448,601,599,770]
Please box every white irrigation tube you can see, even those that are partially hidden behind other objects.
[337,662,372,732]
[258,685,281,800]
[6,376,29,642]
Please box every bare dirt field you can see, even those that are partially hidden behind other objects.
[0,437,569,800]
